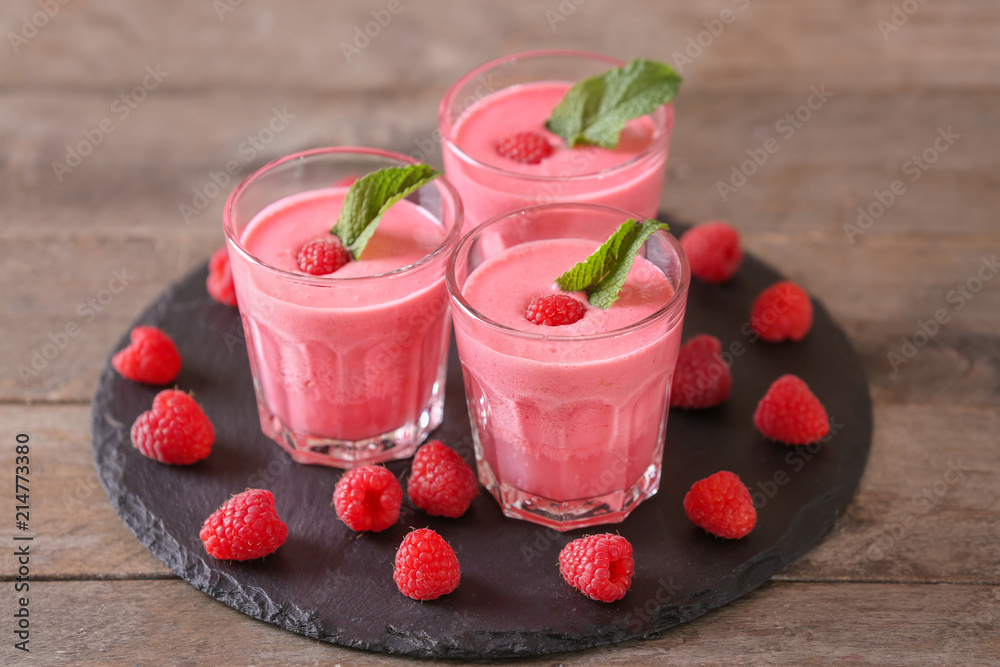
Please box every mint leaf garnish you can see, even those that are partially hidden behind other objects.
[332,164,440,259]
[545,59,681,149]
[555,219,669,309]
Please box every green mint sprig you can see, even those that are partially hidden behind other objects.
[555,218,669,309]
[332,164,440,259]
[546,58,681,149]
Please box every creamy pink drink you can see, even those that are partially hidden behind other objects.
[447,204,689,530]
[440,51,673,232]
[224,148,461,468]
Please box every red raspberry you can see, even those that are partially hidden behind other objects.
[670,334,733,408]
[680,221,743,283]
[206,245,238,307]
[407,441,478,518]
[495,131,554,164]
[296,237,351,276]
[526,294,586,326]
[753,374,830,445]
[558,534,634,603]
[683,470,756,539]
[199,489,288,561]
[393,528,461,601]
[130,390,214,465]
[112,325,182,385]
[750,281,813,342]
[333,465,402,532]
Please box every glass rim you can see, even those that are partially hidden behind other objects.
[445,202,690,343]
[438,49,673,183]
[223,146,464,286]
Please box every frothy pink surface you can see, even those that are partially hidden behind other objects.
[453,238,683,503]
[443,81,671,231]
[242,187,444,279]
[231,189,452,442]
[463,238,674,337]
[453,82,656,176]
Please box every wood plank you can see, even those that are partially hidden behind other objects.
[3,233,998,402]
[777,405,1000,584]
[0,579,996,665]
[1,89,996,236]
[1,1,998,93]
[0,406,173,580]
[4,403,996,585]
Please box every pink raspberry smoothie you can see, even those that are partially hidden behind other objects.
[230,186,453,463]
[449,219,689,530]
[442,80,673,232]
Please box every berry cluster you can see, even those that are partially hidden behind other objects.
[670,219,831,542]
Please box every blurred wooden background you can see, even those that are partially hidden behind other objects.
[1,1,997,664]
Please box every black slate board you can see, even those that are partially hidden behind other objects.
[91,218,873,659]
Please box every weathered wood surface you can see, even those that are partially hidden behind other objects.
[0,0,997,664]
[1,580,998,666]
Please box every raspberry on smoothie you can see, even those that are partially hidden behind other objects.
[447,205,690,531]
[441,52,680,231]
[224,149,462,468]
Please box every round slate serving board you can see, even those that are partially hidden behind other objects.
[91,219,872,659]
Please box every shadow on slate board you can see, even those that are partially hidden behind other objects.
[91,217,872,659]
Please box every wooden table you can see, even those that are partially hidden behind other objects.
[2,1,997,664]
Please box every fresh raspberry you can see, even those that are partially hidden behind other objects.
[680,221,743,283]
[526,294,586,326]
[753,374,830,445]
[393,528,461,601]
[407,441,478,518]
[206,245,238,307]
[130,389,215,465]
[199,489,288,561]
[112,325,182,385]
[670,334,733,409]
[332,465,402,532]
[558,534,635,603]
[495,131,554,164]
[683,471,757,539]
[750,281,813,342]
[296,237,351,276]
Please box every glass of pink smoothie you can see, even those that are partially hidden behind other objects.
[223,147,462,468]
[447,203,689,530]
[439,50,674,233]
